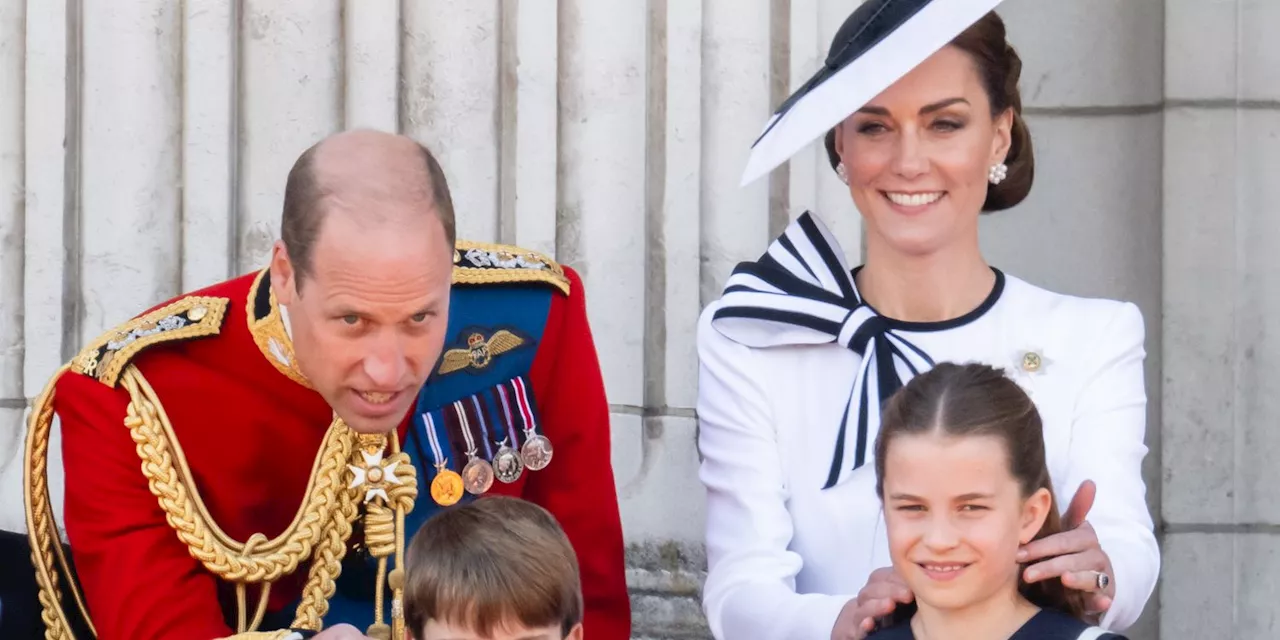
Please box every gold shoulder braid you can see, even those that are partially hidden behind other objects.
[452,239,572,295]
[25,364,419,639]
[71,296,229,387]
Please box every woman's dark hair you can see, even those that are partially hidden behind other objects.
[824,11,1035,212]
[872,362,1087,624]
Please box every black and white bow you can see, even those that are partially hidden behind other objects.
[710,212,935,489]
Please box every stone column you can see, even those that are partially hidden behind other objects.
[1162,1,1280,637]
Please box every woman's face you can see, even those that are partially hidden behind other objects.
[833,45,1012,257]
[881,432,1050,612]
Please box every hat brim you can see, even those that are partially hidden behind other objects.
[739,0,1006,187]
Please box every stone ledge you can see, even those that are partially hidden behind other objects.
[626,540,711,640]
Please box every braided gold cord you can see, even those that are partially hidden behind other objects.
[363,503,397,560]
[362,453,417,559]
[216,632,295,640]
[377,446,417,640]
[360,450,417,638]
[120,364,370,632]
[289,474,360,630]
[23,364,96,640]
[120,366,356,585]
[232,581,274,633]
[390,502,410,640]
[23,360,392,639]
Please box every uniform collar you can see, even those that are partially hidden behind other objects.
[246,268,313,389]
[280,301,294,340]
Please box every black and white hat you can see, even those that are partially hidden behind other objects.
[739,0,1006,186]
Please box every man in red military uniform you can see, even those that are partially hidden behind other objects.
[19,130,630,640]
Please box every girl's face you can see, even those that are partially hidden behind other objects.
[881,432,1051,612]
[832,45,1012,258]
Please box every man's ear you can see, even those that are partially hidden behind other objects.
[269,239,297,306]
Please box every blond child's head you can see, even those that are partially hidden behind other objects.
[404,496,584,640]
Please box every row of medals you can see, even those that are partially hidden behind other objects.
[429,433,554,507]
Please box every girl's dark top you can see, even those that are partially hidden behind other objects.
[867,608,1128,640]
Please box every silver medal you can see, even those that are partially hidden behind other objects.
[520,433,554,471]
[492,441,524,483]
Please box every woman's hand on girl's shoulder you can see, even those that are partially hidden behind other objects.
[830,567,914,640]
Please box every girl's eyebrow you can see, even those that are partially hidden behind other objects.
[886,492,995,501]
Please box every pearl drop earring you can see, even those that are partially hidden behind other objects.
[988,162,1008,185]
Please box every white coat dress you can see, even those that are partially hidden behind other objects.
[695,212,1159,640]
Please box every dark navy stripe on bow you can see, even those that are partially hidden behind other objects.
[710,212,935,489]
[751,0,936,148]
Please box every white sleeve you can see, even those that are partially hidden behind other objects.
[695,305,852,640]
[1064,302,1160,630]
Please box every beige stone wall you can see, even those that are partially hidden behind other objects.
[1160,1,1280,639]
[3,1,1278,638]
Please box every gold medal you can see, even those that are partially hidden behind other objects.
[430,464,464,506]
[422,412,463,506]
[520,434,554,471]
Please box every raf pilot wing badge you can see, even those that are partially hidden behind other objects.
[437,328,531,376]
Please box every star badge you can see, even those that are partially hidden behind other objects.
[348,449,404,503]
[1008,347,1052,395]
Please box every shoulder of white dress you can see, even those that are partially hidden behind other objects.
[992,274,1146,370]
[695,299,740,355]
[999,272,1137,326]
[696,299,777,366]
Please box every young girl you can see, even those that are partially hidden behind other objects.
[695,4,1156,638]
[868,363,1126,640]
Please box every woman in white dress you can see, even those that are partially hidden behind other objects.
[694,2,1159,639]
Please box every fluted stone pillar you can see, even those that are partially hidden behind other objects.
[1161,1,1280,638]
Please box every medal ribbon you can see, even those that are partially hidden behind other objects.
[467,395,495,458]
[452,400,480,457]
[440,404,471,467]
[493,383,523,448]
[422,411,449,469]
[510,377,540,438]
[709,211,936,490]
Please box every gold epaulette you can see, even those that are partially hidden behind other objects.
[451,240,572,296]
[69,295,229,387]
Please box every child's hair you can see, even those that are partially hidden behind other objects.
[403,496,584,639]
[873,362,1089,620]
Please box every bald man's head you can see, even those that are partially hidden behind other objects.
[280,129,457,285]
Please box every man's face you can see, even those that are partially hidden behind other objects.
[272,207,453,434]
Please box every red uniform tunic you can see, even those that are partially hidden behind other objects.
[54,255,630,640]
